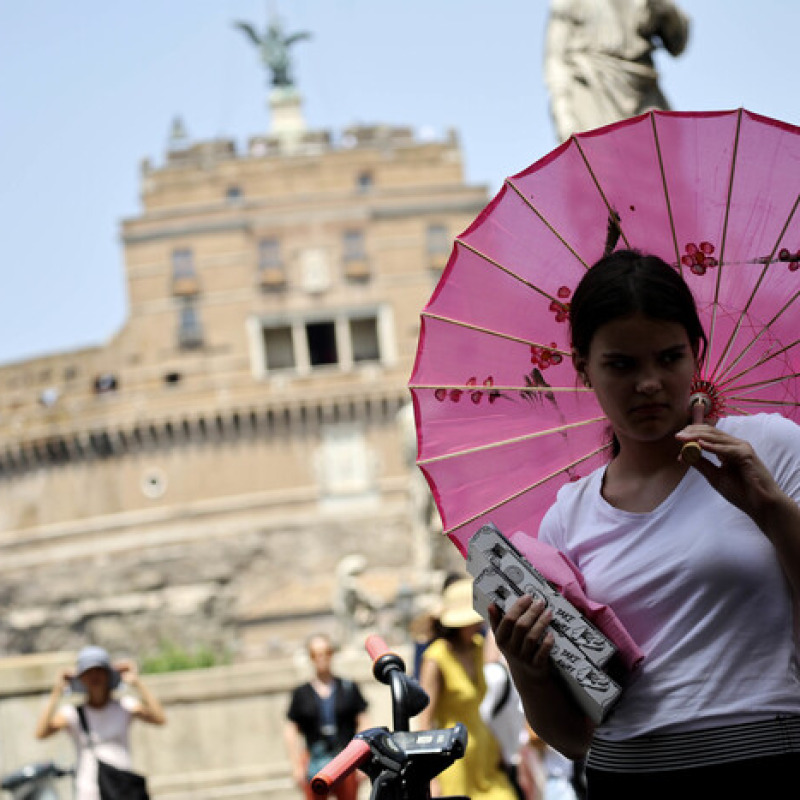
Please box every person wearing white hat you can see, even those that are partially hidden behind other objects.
[417,578,517,800]
[35,646,166,800]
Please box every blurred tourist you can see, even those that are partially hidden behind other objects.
[35,645,166,800]
[481,631,528,800]
[417,578,516,800]
[285,633,369,800]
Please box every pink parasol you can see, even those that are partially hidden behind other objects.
[410,109,800,557]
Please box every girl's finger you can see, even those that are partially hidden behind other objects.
[519,607,553,662]
[532,631,555,669]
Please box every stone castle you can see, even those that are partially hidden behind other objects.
[0,33,486,666]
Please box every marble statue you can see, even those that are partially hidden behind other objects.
[332,555,380,647]
[544,0,690,141]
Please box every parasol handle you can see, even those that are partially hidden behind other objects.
[679,393,711,465]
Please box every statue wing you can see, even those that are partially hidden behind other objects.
[284,32,312,46]
[233,21,262,46]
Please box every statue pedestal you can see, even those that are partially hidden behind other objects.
[268,88,307,148]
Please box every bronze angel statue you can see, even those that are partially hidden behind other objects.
[234,18,311,88]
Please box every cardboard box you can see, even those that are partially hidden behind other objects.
[467,524,616,666]
[467,523,622,723]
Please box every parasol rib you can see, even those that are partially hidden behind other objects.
[454,239,573,306]
[503,178,591,270]
[720,371,800,398]
[419,310,571,355]
[705,109,743,382]
[410,383,591,394]
[717,322,800,388]
[706,115,800,389]
[715,109,743,287]
[651,112,682,270]
[572,137,633,252]
[441,444,611,537]
[417,416,607,465]
[726,399,799,414]
[719,404,754,416]
[711,200,800,386]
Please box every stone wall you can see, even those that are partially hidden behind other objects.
[0,646,408,800]
[0,500,435,661]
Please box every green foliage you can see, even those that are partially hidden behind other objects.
[140,641,231,674]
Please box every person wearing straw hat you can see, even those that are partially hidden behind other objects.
[418,578,517,800]
[35,645,166,800]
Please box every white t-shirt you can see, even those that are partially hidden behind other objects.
[61,696,140,800]
[539,413,800,740]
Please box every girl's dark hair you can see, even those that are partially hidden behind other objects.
[570,250,706,458]
[570,249,707,362]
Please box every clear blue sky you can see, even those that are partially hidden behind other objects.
[1,1,799,366]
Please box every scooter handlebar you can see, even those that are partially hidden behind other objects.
[365,634,391,662]
[365,635,406,684]
[310,738,371,796]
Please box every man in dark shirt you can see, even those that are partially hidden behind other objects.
[285,633,369,800]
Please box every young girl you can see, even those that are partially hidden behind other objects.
[491,249,800,798]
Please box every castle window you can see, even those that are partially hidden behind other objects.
[178,300,204,349]
[427,224,449,255]
[356,171,373,192]
[172,249,195,279]
[427,224,450,271]
[254,307,390,377]
[94,374,119,394]
[350,317,379,362]
[307,321,338,367]
[259,238,280,269]
[257,237,285,288]
[343,230,365,259]
[172,248,200,295]
[342,230,369,280]
[263,325,295,370]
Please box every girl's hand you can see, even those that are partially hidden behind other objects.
[57,668,75,692]
[489,595,554,683]
[115,659,140,685]
[675,423,785,526]
[491,595,596,758]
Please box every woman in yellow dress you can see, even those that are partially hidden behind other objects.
[418,578,518,800]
